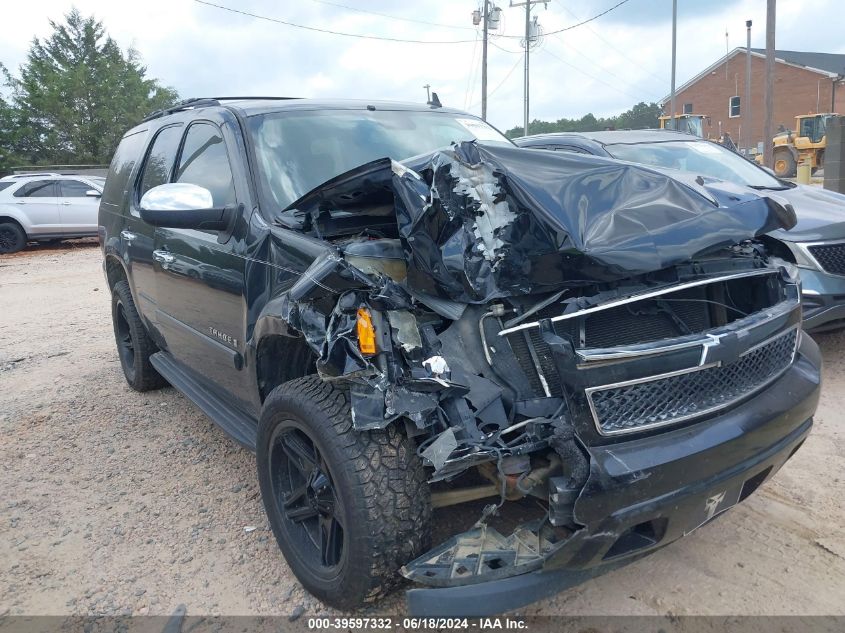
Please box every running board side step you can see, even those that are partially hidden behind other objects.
[150,352,258,452]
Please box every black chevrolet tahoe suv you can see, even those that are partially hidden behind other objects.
[99,97,821,615]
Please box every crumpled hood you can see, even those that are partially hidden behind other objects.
[765,184,845,242]
[284,141,794,304]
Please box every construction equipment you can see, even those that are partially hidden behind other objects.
[659,113,707,137]
[763,113,839,178]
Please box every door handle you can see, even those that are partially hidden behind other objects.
[120,230,138,242]
[61,201,71,205]
[153,250,175,264]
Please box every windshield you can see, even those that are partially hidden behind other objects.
[248,109,511,212]
[607,140,785,189]
[679,117,703,137]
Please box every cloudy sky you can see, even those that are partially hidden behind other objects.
[2,0,844,132]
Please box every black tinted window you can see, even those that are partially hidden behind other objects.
[175,123,235,207]
[13,180,56,198]
[103,130,147,210]
[60,180,95,197]
[0,182,13,192]
[139,125,183,197]
[553,145,589,155]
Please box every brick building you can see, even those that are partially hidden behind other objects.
[662,49,845,152]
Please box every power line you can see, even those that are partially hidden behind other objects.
[195,0,632,44]
[308,0,476,31]
[552,2,668,87]
[488,24,658,102]
[488,35,524,55]
[544,34,662,101]
[533,0,632,37]
[464,32,481,109]
[193,0,476,44]
[539,46,649,103]
[469,54,524,110]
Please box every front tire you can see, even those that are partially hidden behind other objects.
[111,280,168,391]
[257,376,431,610]
[774,149,797,178]
[0,222,26,254]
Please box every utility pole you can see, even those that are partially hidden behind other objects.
[510,0,546,136]
[423,84,431,103]
[746,19,753,152]
[763,1,776,168]
[481,0,489,121]
[669,0,677,130]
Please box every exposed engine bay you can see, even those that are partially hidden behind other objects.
[259,141,801,586]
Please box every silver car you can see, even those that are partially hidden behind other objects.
[0,173,104,253]
[516,130,845,333]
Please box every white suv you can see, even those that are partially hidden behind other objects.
[0,173,104,253]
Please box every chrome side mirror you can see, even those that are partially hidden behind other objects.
[140,182,213,211]
[139,183,229,231]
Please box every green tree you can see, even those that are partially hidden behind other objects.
[505,102,662,138]
[0,91,18,174]
[5,8,178,167]
[615,102,662,130]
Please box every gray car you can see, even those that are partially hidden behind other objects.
[0,173,103,253]
[516,130,845,332]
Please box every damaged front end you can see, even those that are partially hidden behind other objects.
[267,141,817,602]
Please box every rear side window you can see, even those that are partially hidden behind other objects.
[553,145,590,155]
[0,182,13,192]
[102,130,148,211]
[175,122,236,207]
[139,125,183,198]
[13,180,57,197]
[60,180,95,197]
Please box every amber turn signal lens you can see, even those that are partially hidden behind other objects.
[356,308,377,356]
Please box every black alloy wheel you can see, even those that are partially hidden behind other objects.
[269,424,346,571]
[0,222,26,254]
[256,376,431,609]
[114,298,137,382]
[110,279,168,391]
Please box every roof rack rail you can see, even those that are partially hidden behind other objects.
[5,172,63,178]
[142,96,300,122]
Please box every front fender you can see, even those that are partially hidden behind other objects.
[0,204,33,233]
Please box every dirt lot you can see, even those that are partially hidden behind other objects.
[1,242,844,618]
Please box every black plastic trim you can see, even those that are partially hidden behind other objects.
[150,351,257,451]
[406,556,640,617]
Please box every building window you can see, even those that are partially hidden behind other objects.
[729,96,741,118]
[683,103,693,114]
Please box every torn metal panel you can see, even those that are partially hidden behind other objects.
[421,427,458,472]
[284,140,794,305]
[387,310,422,352]
[401,520,561,587]
[395,142,795,302]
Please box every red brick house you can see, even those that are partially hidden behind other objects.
[662,48,845,152]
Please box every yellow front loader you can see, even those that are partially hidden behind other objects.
[764,113,839,178]
[658,114,706,137]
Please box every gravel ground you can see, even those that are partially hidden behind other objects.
[1,242,844,618]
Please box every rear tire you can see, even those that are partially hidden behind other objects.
[111,280,168,391]
[257,376,431,609]
[773,149,797,178]
[0,222,26,254]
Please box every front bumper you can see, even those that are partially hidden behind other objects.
[798,266,845,332]
[406,334,821,616]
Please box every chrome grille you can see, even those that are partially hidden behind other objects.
[587,327,799,435]
[808,244,845,275]
[503,288,712,399]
